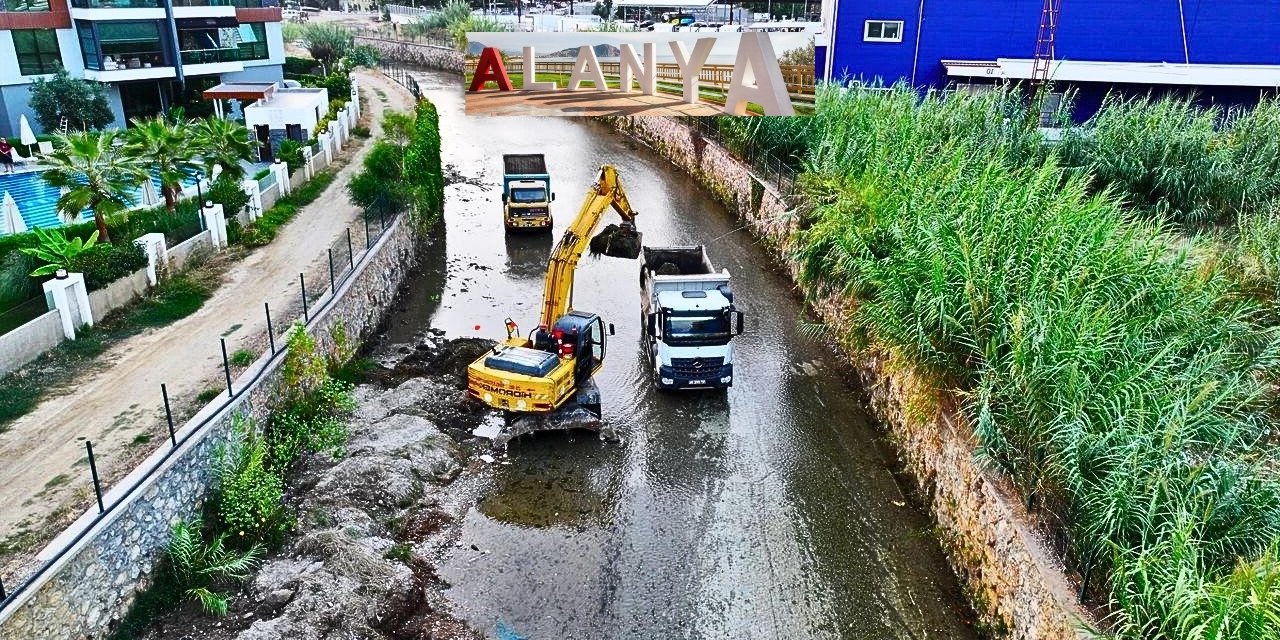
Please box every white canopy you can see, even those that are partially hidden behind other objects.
[140,179,162,208]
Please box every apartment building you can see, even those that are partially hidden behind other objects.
[0,0,286,137]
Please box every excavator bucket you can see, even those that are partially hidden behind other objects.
[589,223,643,259]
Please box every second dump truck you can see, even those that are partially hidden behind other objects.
[641,246,744,389]
[502,154,554,231]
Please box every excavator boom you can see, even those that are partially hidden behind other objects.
[538,165,641,327]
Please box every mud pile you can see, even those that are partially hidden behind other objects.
[588,224,642,259]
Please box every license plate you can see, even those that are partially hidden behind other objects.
[689,379,705,385]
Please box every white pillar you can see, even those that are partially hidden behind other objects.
[133,233,168,286]
[301,147,313,181]
[241,178,263,221]
[202,202,228,250]
[43,273,92,339]
[350,78,360,120]
[332,120,344,152]
[271,159,291,197]
[321,131,334,164]
[345,102,356,128]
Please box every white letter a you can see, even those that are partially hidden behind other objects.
[568,45,609,91]
[724,32,795,116]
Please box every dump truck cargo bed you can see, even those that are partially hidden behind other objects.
[503,154,549,175]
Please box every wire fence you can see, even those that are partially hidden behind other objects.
[678,116,800,194]
[0,203,403,609]
[380,61,422,101]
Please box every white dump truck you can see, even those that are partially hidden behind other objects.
[640,246,744,389]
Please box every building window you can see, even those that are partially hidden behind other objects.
[13,30,63,76]
[0,0,51,12]
[96,21,166,70]
[864,20,903,43]
[236,23,269,60]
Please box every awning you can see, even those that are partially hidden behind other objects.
[942,58,1280,88]
[614,0,719,7]
[177,16,240,28]
[202,82,277,101]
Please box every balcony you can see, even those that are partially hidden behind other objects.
[172,0,265,6]
[70,0,162,7]
[181,46,244,74]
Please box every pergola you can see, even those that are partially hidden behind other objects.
[201,82,278,118]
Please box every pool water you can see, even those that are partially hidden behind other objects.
[0,169,198,233]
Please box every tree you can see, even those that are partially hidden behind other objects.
[593,0,613,20]
[28,70,114,132]
[403,100,443,228]
[126,115,198,211]
[41,130,147,244]
[348,141,409,218]
[300,23,354,66]
[193,117,258,181]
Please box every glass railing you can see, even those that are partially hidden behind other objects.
[171,0,265,6]
[238,42,268,60]
[180,47,241,64]
[70,0,164,7]
[90,50,166,70]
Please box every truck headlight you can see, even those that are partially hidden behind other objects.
[661,377,674,385]
[720,376,732,384]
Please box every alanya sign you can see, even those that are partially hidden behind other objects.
[467,32,797,116]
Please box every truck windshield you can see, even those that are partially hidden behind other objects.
[511,188,547,203]
[664,314,730,345]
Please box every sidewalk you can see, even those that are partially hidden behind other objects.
[0,70,417,579]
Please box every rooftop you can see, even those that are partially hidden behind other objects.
[251,88,329,109]
[202,82,278,101]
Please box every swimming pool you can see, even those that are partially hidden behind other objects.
[0,169,199,233]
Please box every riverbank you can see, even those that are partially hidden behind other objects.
[602,114,1094,639]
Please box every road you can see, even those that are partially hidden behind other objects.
[384,68,979,640]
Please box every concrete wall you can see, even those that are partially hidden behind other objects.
[353,35,464,73]
[606,115,1093,640]
[0,213,421,640]
[260,181,281,211]
[87,268,150,323]
[168,230,212,273]
[0,311,63,376]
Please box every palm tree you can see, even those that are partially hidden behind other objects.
[41,130,147,244]
[192,117,258,181]
[126,115,197,212]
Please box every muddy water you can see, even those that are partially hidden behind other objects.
[387,70,979,640]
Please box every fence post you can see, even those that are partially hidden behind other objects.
[0,574,6,600]
[364,214,371,249]
[328,248,336,293]
[265,302,276,354]
[300,273,309,321]
[220,338,233,398]
[346,228,354,271]
[161,383,176,446]
[86,441,104,514]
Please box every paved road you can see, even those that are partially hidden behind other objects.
[385,69,979,640]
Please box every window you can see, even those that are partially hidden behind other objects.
[236,23,269,60]
[13,30,62,76]
[864,19,904,43]
[97,21,166,69]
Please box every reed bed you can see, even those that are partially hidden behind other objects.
[782,84,1280,639]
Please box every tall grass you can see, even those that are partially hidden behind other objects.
[788,83,1280,639]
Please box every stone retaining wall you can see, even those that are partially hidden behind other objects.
[605,115,1093,640]
[355,36,464,73]
[0,215,421,640]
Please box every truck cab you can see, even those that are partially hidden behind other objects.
[641,246,744,390]
[503,154,555,231]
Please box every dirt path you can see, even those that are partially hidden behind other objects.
[0,70,416,575]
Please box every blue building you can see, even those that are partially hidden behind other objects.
[815,0,1280,118]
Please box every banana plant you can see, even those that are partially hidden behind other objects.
[19,227,99,277]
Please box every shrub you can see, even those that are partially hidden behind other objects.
[208,174,252,220]
[345,44,380,68]
[71,241,147,290]
[241,172,334,247]
[403,99,444,228]
[252,167,270,181]
[214,414,289,545]
[20,227,99,277]
[348,140,409,216]
[277,139,304,173]
[299,23,353,66]
[266,323,356,469]
[351,125,371,139]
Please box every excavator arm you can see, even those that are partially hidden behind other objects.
[538,165,640,327]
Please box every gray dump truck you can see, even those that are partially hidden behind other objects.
[641,246,744,389]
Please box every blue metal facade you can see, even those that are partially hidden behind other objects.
[823,1,1280,114]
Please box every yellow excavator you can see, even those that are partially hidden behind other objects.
[466,165,641,418]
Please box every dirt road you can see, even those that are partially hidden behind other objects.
[0,70,416,576]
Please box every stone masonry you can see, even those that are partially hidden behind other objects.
[0,214,422,640]
[354,36,464,73]
[605,115,1095,640]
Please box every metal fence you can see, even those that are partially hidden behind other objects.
[355,25,454,51]
[381,62,423,101]
[678,116,799,193]
[0,203,402,609]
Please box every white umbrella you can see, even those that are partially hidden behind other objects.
[57,186,76,224]
[140,178,161,208]
[18,115,36,157]
[1,191,28,235]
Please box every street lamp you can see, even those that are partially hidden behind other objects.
[195,170,204,204]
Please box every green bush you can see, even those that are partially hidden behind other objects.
[266,324,356,469]
[403,99,443,228]
[241,172,334,247]
[208,174,251,220]
[214,414,289,545]
[71,241,147,290]
[284,56,317,76]
[345,44,380,68]
[348,140,409,216]
[277,139,304,173]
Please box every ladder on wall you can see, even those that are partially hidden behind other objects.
[57,116,69,135]
[1030,0,1063,88]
